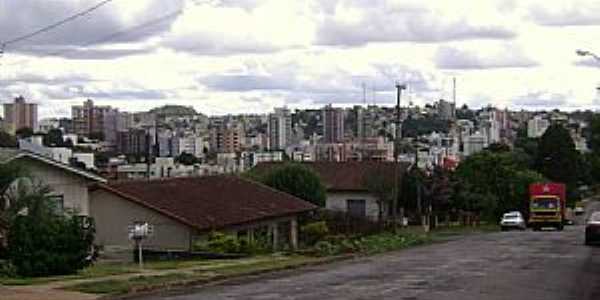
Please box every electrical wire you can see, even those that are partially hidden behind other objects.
[2,0,214,65]
[1,0,116,48]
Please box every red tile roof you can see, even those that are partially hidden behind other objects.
[93,176,317,231]
[254,161,410,192]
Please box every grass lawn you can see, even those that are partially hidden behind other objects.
[0,262,137,286]
[64,255,320,295]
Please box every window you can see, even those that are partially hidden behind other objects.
[48,195,64,215]
[347,199,366,218]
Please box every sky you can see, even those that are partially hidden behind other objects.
[1,0,600,118]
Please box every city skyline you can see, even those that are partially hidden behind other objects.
[1,1,600,119]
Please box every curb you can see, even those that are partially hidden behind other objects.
[100,254,355,300]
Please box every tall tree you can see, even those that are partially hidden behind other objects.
[262,163,326,206]
[588,114,600,154]
[363,165,396,221]
[43,129,66,147]
[535,124,579,202]
[0,131,18,148]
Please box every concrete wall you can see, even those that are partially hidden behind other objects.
[89,189,193,251]
[21,157,91,215]
[325,191,383,220]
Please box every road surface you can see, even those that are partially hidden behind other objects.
[143,205,600,300]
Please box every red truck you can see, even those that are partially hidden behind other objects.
[529,183,566,231]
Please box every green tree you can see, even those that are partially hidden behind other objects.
[535,124,579,203]
[262,163,326,206]
[588,114,600,153]
[454,151,545,220]
[0,131,17,148]
[363,165,396,221]
[176,152,200,165]
[3,179,95,277]
[15,127,34,139]
[43,129,66,147]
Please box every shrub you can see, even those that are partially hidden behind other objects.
[7,215,95,277]
[301,221,329,245]
[314,241,338,257]
[205,232,240,254]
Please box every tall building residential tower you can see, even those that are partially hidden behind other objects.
[322,105,344,143]
[268,107,292,150]
[71,99,119,141]
[3,96,38,134]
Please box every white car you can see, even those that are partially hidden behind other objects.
[500,211,526,231]
[575,206,585,215]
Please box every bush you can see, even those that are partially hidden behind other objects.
[7,215,95,277]
[196,232,270,255]
[301,221,329,245]
[205,232,241,254]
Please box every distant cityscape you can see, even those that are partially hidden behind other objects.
[0,95,591,180]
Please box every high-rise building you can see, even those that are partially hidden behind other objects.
[209,123,244,153]
[116,129,150,159]
[527,115,549,138]
[71,99,119,140]
[356,106,377,138]
[437,99,456,120]
[322,105,344,143]
[268,107,292,150]
[3,96,38,134]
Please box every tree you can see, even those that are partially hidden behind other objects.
[262,163,326,206]
[0,131,17,148]
[43,129,66,147]
[363,166,396,221]
[15,127,33,139]
[3,179,95,277]
[176,152,200,165]
[88,131,105,141]
[535,124,579,203]
[454,150,546,220]
[486,142,510,153]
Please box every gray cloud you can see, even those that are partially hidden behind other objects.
[511,91,568,108]
[163,33,281,56]
[529,3,600,26]
[575,58,600,68]
[0,0,183,58]
[315,3,515,46]
[435,46,538,69]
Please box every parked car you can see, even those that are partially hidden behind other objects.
[575,206,585,215]
[500,211,526,231]
[585,212,600,245]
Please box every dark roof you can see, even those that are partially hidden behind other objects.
[254,161,410,192]
[93,176,317,231]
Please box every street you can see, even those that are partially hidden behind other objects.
[142,209,600,300]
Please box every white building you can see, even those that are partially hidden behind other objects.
[464,132,486,156]
[528,115,550,138]
[178,136,205,158]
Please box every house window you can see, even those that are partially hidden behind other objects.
[48,195,64,215]
[346,199,366,218]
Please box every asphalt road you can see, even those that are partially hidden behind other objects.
[143,204,600,300]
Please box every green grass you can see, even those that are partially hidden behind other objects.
[64,273,193,294]
[0,262,137,286]
[65,255,318,295]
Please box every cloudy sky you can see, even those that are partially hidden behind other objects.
[1,0,600,118]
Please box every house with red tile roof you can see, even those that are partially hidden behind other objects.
[253,161,410,221]
[89,175,316,252]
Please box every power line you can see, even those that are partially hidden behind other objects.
[1,0,116,48]
[3,0,214,65]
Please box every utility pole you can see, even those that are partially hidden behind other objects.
[393,83,406,230]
